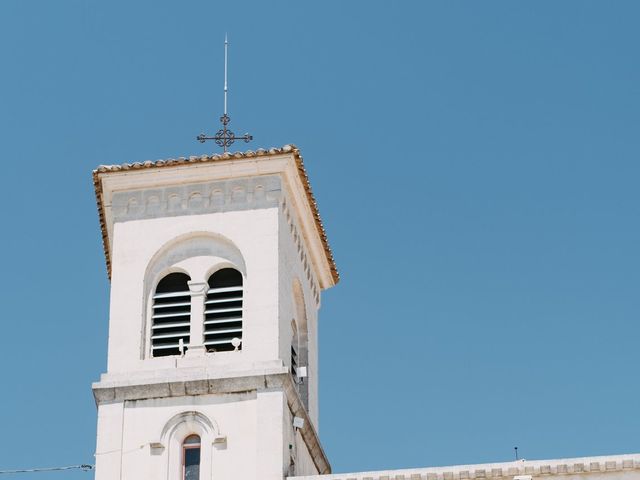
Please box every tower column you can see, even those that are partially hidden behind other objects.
[186,281,208,357]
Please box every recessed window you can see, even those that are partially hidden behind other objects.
[151,272,191,357]
[291,320,299,378]
[182,434,201,480]
[205,268,243,352]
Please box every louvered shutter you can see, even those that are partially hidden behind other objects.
[151,272,191,357]
[205,268,243,352]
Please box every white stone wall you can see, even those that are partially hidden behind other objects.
[289,454,640,480]
[278,196,321,429]
[105,206,279,374]
[100,171,324,403]
[95,390,289,480]
[94,166,330,480]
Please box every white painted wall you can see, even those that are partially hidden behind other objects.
[278,198,321,429]
[94,164,328,480]
[99,171,324,410]
[106,207,280,374]
[95,390,291,480]
[283,404,320,477]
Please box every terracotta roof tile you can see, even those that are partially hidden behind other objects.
[93,144,339,285]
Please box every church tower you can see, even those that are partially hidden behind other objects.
[91,145,338,480]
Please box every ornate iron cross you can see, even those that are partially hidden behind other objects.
[197,35,253,153]
[197,114,252,153]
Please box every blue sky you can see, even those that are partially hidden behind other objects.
[0,1,639,478]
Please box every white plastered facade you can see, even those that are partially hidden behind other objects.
[93,153,334,480]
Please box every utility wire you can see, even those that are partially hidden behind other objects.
[0,464,93,475]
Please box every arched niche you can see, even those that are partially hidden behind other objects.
[141,232,247,359]
[292,278,309,409]
[145,232,246,288]
[157,411,221,480]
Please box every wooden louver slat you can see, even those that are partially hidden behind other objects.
[151,273,191,357]
[205,268,243,352]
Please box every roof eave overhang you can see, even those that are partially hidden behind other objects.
[92,145,339,288]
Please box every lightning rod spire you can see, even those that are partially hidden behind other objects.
[224,33,228,116]
[197,34,253,153]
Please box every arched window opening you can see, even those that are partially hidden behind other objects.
[291,320,299,378]
[152,272,191,357]
[182,434,201,480]
[205,268,243,352]
[292,281,309,410]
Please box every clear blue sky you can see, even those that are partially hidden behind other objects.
[0,1,638,478]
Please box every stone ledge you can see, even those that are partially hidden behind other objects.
[93,364,289,398]
[288,454,640,480]
[92,370,331,475]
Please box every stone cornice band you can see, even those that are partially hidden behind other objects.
[288,454,640,480]
[92,144,339,285]
[92,372,331,475]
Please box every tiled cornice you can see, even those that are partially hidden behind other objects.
[92,144,339,284]
[288,454,640,480]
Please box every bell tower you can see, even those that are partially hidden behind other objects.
[92,145,338,480]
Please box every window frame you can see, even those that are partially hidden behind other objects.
[145,261,246,360]
[181,434,201,480]
[204,267,244,353]
[150,271,193,358]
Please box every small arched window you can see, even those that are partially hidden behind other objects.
[151,272,191,357]
[182,434,201,480]
[205,268,243,352]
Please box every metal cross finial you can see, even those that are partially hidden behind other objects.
[197,34,253,152]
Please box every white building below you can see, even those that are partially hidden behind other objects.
[291,454,640,480]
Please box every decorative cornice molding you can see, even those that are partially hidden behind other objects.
[92,144,339,285]
[111,175,282,223]
[282,197,320,305]
[288,454,640,480]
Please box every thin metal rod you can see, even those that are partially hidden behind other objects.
[0,464,93,475]
[195,33,252,152]
[224,33,228,116]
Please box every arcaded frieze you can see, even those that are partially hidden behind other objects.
[110,174,282,222]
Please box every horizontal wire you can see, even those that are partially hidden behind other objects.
[95,444,145,457]
[0,464,93,475]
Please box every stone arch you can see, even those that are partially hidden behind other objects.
[204,262,246,284]
[158,410,219,480]
[292,278,309,409]
[159,410,219,443]
[145,232,246,288]
[141,232,247,359]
